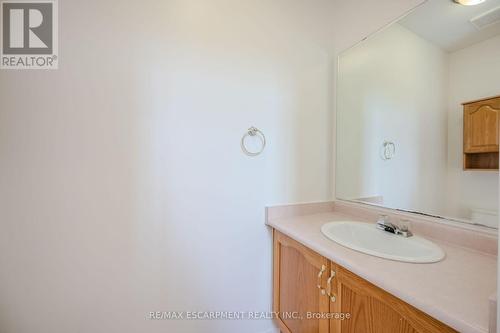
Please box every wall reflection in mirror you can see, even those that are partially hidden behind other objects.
[336,0,500,228]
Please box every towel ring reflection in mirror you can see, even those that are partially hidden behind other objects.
[381,141,396,160]
[241,127,266,156]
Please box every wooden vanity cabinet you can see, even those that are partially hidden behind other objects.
[273,230,456,333]
[463,96,500,170]
[334,267,455,333]
[273,230,330,333]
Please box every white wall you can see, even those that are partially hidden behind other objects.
[0,1,421,333]
[337,24,449,215]
[446,35,500,220]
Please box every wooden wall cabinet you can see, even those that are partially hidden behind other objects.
[463,96,500,170]
[273,230,456,333]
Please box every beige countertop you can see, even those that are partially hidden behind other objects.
[267,207,497,333]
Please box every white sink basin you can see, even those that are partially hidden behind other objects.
[321,221,445,263]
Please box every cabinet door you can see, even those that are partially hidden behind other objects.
[464,98,500,153]
[273,231,330,333]
[333,267,456,333]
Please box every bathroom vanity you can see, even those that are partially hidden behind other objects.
[273,231,455,333]
[267,201,497,333]
[282,1,500,332]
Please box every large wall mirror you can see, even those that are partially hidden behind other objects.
[336,0,500,228]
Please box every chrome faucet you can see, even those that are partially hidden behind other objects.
[376,215,413,238]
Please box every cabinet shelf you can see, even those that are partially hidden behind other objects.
[463,152,499,170]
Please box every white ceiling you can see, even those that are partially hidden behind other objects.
[399,0,500,52]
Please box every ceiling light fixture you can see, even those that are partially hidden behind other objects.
[453,0,487,5]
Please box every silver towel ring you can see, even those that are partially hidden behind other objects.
[381,141,396,160]
[241,127,266,156]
